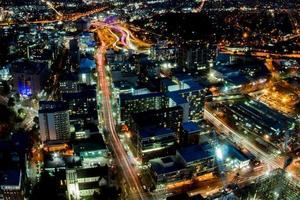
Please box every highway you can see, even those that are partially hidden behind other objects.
[93,20,151,200]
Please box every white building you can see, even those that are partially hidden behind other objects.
[38,101,70,142]
[66,166,109,200]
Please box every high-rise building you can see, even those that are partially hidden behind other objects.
[130,106,183,161]
[119,92,167,123]
[130,106,183,134]
[61,85,98,124]
[39,101,70,142]
[135,127,177,162]
[165,77,207,122]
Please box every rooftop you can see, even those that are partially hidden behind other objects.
[76,165,108,179]
[78,181,100,190]
[182,121,201,134]
[73,134,106,153]
[0,170,21,188]
[140,127,175,140]
[149,156,185,176]
[177,143,214,164]
[39,101,68,113]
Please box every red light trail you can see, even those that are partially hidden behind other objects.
[93,20,151,199]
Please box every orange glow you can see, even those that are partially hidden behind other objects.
[243,32,249,39]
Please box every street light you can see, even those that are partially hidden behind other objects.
[215,146,223,160]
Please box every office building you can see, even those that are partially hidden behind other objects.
[134,127,177,162]
[119,92,167,123]
[131,106,183,134]
[180,121,201,146]
[61,85,98,124]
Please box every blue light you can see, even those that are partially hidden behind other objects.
[18,80,32,96]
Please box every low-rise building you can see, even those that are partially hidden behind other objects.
[176,143,215,175]
[149,156,186,185]
[135,127,177,162]
[0,170,23,200]
[66,166,109,200]
[73,134,108,167]
[180,121,201,146]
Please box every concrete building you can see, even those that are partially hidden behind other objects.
[119,92,167,123]
[73,134,108,167]
[180,121,201,146]
[135,127,177,162]
[61,85,98,124]
[130,106,183,135]
[39,101,70,142]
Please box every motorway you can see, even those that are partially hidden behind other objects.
[93,20,151,200]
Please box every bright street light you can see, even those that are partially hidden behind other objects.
[215,146,223,160]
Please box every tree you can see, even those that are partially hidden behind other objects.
[30,171,66,200]
[17,108,27,121]
[0,104,16,138]
[33,116,39,125]
[7,97,15,107]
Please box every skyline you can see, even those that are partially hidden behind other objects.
[0,1,299,200]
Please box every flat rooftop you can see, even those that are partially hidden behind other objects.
[177,143,214,164]
[0,170,21,187]
[226,100,294,135]
[140,127,175,140]
[149,156,185,176]
[182,121,201,134]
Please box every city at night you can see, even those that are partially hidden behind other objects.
[0,0,300,200]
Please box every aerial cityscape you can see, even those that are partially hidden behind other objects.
[0,0,299,200]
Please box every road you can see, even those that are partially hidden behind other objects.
[40,0,63,17]
[220,47,300,59]
[203,107,281,170]
[194,0,206,13]
[93,20,151,199]
[0,7,107,26]
[204,106,300,187]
